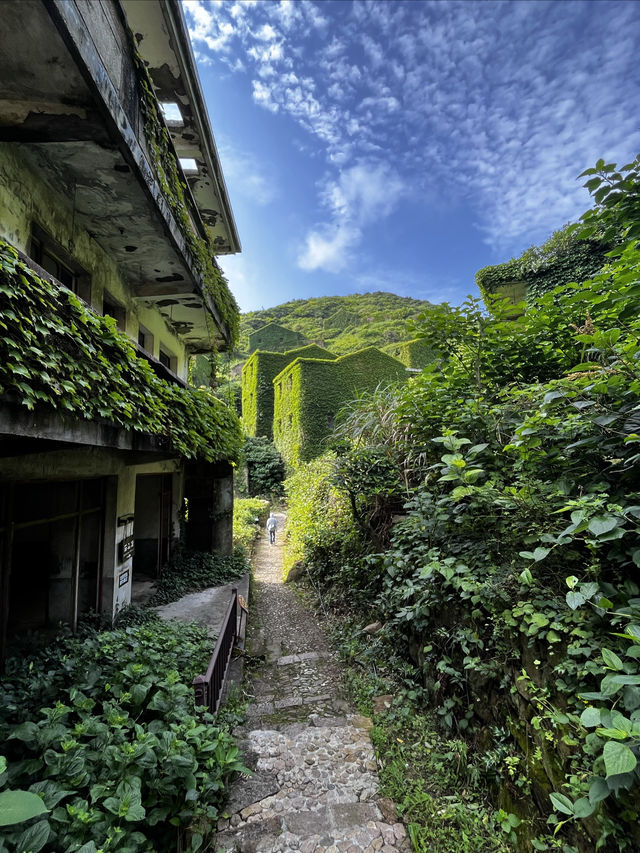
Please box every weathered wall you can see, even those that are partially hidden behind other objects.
[0,143,189,378]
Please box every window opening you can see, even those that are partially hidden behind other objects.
[179,157,198,174]
[137,323,153,352]
[29,226,91,303]
[160,102,183,126]
[158,346,178,374]
[103,291,126,331]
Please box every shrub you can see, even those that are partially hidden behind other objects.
[242,436,286,496]
[149,550,247,606]
[233,497,269,554]
[0,619,245,852]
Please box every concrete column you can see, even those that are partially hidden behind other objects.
[183,461,233,555]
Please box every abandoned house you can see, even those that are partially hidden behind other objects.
[0,0,242,661]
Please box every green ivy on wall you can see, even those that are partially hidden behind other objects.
[382,337,435,369]
[273,347,407,468]
[0,242,242,462]
[248,323,306,354]
[475,224,611,307]
[241,344,337,439]
[134,54,239,347]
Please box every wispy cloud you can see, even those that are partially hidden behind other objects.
[184,0,640,260]
[298,162,405,271]
[217,141,278,206]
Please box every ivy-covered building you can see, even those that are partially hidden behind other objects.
[273,347,407,468]
[242,344,337,439]
[382,338,435,370]
[0,0,242,660]
[248,322,306,354]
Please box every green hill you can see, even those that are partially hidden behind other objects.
[237,291,434,359]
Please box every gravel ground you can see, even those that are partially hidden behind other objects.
[214,512,409,853]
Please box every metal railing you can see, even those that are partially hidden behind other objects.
[193,589,238,713]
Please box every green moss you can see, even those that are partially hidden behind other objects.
[273,347,407,467]
[0,241,242,462]
[241,344,336,438]
[134,54,239,346]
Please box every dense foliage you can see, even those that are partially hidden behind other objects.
[273,347,407,468]
[232,497,270,553]
[475,223,610,306]
[148,550,247,607]
[241,345,336,439]
[0,618,245,852]
[240,437,286,497]
[0,242,242,463]
[238,291,434,361]
[248,323,305,353]
[382,337,435,369]
[283,150,640,850]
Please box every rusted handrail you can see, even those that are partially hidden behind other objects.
[193,588,238,713]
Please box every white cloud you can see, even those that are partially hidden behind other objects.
[184,0,640,261]
[217,142,278,206]
[298,163,405,272]
[298,223,357,272]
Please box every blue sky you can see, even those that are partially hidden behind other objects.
[183,0,640,313]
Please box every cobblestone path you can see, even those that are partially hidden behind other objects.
[214,512,409,853]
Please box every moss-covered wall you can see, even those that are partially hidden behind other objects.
[241,344,336,438]
[248,322,305,354]
[0,144,190,379]
[382,337,435,369]
[273,347,407,468]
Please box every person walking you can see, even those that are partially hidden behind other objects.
[266,513,277,545]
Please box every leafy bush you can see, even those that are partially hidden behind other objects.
[282,150,640,849]
[283,454,362,585]
[149,550,247,606]
[241,436,286,496]
[0,619,245,852]
[233,497,269,553]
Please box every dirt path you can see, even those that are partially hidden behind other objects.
[214,512,409,853]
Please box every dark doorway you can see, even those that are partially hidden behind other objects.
[133,474,172,578]
[0,478,105,659]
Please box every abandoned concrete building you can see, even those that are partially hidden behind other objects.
[0,0,242,660]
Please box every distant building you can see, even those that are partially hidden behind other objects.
[0,0,241,660]
[248,323,306,354]
[382,338,435,369]
[242,345,337,439]
[273,347,407,468]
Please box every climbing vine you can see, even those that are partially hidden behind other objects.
[0,242,242,462]
[134,54,239,347]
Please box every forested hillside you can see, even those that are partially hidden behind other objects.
[238,291,434,358]
[282,154,640,851]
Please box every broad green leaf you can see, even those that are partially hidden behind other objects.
[588,776,610,805]
[601,648,624,671]
[15,820,50,853]
[566,591,585,610]
[580,707,601,728]
[532,547,550,562]
[0,790,49,826]
[549,792,574,815]
[603,740,637,778]
[588,516,620,537]
[573,797,595,819]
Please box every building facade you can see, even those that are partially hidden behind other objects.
[0,0,241,660]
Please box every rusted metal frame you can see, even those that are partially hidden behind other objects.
[193,588,237,713]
